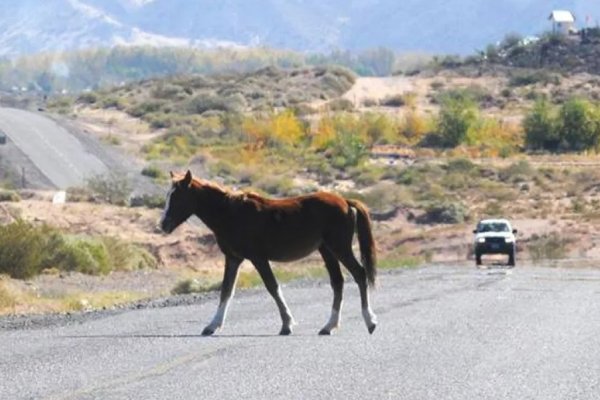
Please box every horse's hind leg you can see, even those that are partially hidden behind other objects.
[318,246,344,335]
[202,255,243,336]
[329,245,377,334]
[251,258,295,335]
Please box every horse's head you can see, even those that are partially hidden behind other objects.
[160,170,195,234]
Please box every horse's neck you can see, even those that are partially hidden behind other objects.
[192,185,230,233]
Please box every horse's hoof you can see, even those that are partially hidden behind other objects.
[368,323,377,334]
[201,326,216,336]
[279,326,292,335]
[318,328,332,336]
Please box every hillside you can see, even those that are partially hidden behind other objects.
[2,0,600,56]
[6,63,600,314]
[489,30,600,75]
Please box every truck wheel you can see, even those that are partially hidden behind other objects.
[476,253,482,266]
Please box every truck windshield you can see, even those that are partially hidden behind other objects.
[477,223,509,233]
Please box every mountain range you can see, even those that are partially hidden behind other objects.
[1,0,600,57]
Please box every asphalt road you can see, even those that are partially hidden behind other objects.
[0,108,107,188]
[2,265,600,399]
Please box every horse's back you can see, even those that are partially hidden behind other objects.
[232,191,352,261]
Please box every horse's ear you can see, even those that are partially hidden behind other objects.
[169,171,175,179]
[183,170,193,186]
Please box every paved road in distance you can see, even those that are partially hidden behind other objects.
[0,107,107,188]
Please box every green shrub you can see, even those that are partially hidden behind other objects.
[187,93,247,114]
[508,71,559,87]
[498,160,534,183]
[417,201,468,224]
[151,83,184,100]
[523,99,558,151]
[0,220,50,279]
[51,238,111,275]
[329,130,368,169]
[556,98,600,151]
[101,237,157,271]
[446,158,476,174]
[172,279,219,295]
[0,190,20,202]
[436,94,478,147]
[528,232,569,261]
[130,194,165,209]
[86,172,132,206]
[0,282,16,309]
[327,98,354,112]
[255,176,295,196]
[100,96,127,110]
[0,220,157,279]
[146,112,174,129]
[77,92,98,104]
[127,100,165,118]
[141,165,165,179]
[380,94,405,107]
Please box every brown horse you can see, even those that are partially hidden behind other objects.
[160,170,377,335]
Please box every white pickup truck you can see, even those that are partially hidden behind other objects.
[473,218,517,267]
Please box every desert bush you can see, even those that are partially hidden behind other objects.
[556,98,600,151]
[141,165,164,179]
[151,83,184,100]
[327,98,354,112]
[360,113,398,144]
[255,175,295,196]
[523,99,558,151]
[416,201,468,224]
[0,281,16,309]
[100,237,157,271]
[172,278,219,295]
[400,110,430,143]
[127,100,165,118]
[380,94,405,107]
[0,190,20,202]
[86,172,133,206]
[187,93,247,115]
[243,110,306,146]
[528,232,569,261]
[100,96,127,110]
[50,237,111,275]
[291,103,318,116]
[346,181,412,212]
[330,132,368,169]
[146,112,175,129]
[77,92,98,104]
[0,220,157,279]
[129,194,165,209]
[445,158,476,174]
[498,160,534,183]
[467,118,523,153]
[0,220,51,279]
[351,165,385,187]
[436,94,479,147]
[362,98,379,107]
[508,71,559,87]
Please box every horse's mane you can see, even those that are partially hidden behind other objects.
[189,177,269,205]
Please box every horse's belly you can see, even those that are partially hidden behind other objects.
[267,237,322,262]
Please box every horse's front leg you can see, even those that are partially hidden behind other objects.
[202,255,243,336]
[251,258,296,335]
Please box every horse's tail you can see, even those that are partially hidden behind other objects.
[347,199,377,287]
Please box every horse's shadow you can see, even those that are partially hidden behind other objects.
[60,333,311,339]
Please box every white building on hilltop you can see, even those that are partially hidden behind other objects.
[549,10,576,35]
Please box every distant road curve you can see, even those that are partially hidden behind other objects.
[0,107,107,189]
